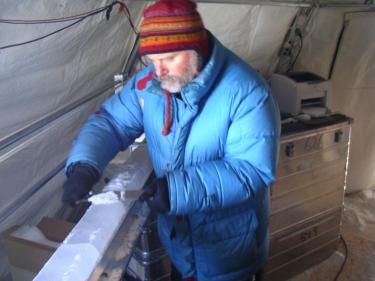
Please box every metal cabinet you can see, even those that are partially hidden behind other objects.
[263,116,352,281]
[125,212,171,281]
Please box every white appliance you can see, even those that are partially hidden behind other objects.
[270,72,331,116]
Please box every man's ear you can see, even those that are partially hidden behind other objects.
[196,52,204,71]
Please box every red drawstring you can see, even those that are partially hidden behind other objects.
[176,215,184,221]
[162,90,172,136]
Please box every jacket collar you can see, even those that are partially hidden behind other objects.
[181,33,226,109]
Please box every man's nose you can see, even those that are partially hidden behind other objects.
[155,62,168,77]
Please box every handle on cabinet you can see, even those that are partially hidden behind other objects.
[334,130,343,143]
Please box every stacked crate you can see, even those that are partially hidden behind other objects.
[126,212,171,281]
[263,116,352,281]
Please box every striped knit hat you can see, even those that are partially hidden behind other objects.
[139,0,211,60]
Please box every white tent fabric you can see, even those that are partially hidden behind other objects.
[331,12,375,193]
[0,1,146,277]
[0,0,146,228]
[295,9,375,192]
[294,8,345,78]
[0,2,298,234]
[198,4,297,75]
[0,1,144,139]
[0,95,105,231]
[1,0,375,279]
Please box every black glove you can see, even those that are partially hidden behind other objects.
[139,177,170,213]
[62,163,100,207]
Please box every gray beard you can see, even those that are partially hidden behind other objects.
[159,75,192,93]
[158,52,198,93]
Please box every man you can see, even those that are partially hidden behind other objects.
[62,0,280,280]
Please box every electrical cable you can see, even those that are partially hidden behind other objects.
[333,234,348,281]
[0,17,86,50]
[301,4,319,38]
[276,5,318,74]
[328,20,347,79]
[0,1,129,24]
[0,6,106,24]
[118,2,138,34]
[286,35,303,72]
[277,33,303,73]
[0,1,138,50]
[275,55,292,73]
[0,5,109,50]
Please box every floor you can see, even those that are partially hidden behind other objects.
[288,188,375,281]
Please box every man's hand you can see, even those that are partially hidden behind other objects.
[139,177,170,213]
[62,164,99,207]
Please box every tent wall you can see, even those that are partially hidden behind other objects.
[0,1,146,277]
[1,1,373,227]
[1,1,375,278]
[1,1,140,140]
[0,1,146,225]
[0,94,106,231]
[331,12,375,193]
[294,9,375,193]
[198,3,298,75]
[0,2,299,234]
[293,8,345,78]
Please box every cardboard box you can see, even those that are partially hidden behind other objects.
[1,217,74,280]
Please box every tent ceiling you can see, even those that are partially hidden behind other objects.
[136,0,375,8]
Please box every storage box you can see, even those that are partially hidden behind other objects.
[126,213,171,281]
[1,217,74,281]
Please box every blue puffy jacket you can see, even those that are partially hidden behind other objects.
[67,35,280,281]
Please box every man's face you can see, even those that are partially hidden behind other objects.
[147,50,198,93]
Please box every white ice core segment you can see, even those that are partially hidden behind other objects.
[35,244,99,281]
[34,200,131,281]
[34,145,153,280]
